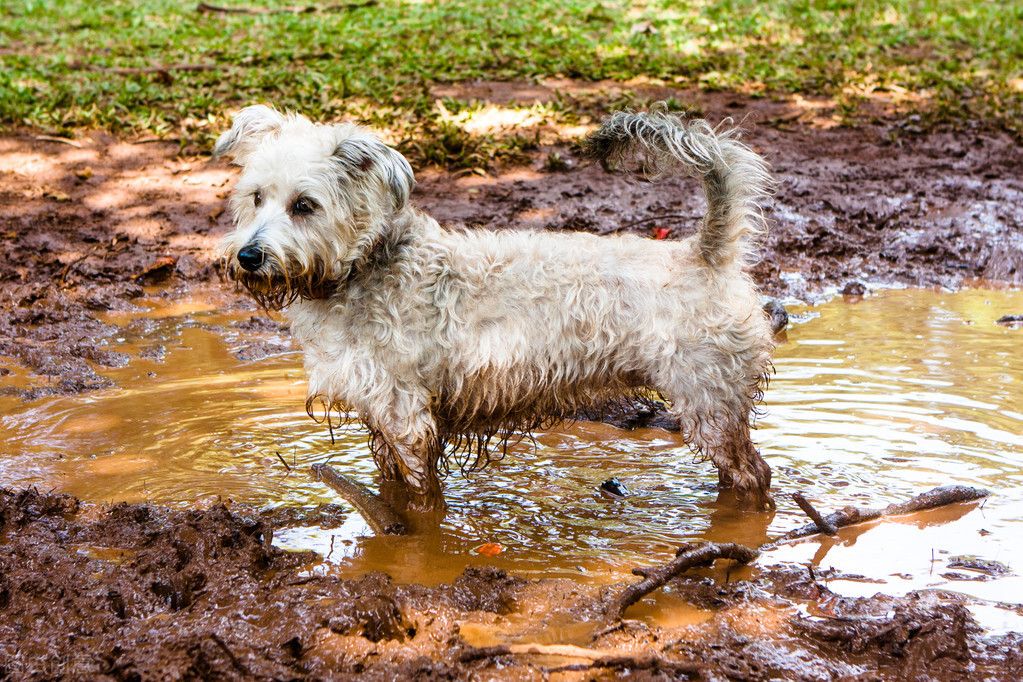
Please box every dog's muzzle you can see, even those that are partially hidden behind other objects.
[237,242,265,272]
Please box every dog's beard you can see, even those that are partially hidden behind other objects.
[227,258,336,311]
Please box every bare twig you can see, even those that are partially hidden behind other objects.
[35,135,83,148]
[197,0,377,14]
[59,254,89,286]
[792,492,837,535]
[209,633,253,677]
[274,450,292,472]
[461,643,612,662]
[764,485,989,549]
[132,137,181,145]
[310,463,407,535]
[882,485,989,516]
[605,542,759,621]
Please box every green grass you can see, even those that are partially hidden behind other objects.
[1,0,1020,166]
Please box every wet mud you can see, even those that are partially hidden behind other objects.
[2,487,1020,680]
[2,90,1023,677]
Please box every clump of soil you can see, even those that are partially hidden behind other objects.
[1,488,1019,679]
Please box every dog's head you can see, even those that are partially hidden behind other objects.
[215,105,415,309]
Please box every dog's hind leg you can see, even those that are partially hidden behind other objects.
[707,420,773,511]
[670,404,773,511]
[390,435,444,513]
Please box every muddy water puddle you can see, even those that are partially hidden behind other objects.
[1,287,1022,630]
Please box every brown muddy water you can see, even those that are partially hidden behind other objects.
[2,287,1022,633]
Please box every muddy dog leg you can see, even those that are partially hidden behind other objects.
[671,405,773,511]
[708,420,773,511]
[367,407,446,513]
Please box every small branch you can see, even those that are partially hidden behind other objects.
[274,450,292,472]
[461,643,611,662]
[197,0,377,14]
[35,135,82,148]
[132,137,181,145]
[792,492,837,535]
[882,485,988,516]
[209,633,253,678]
[311,463,407,535]
[764,485,989,549]
[605,542,759,621]
[59,254,90,287]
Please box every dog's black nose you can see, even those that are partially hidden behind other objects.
[237,243,265,272]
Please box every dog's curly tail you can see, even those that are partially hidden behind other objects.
[583,105,772,268]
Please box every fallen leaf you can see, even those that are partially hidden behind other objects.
[654,227,671,240]
[135,256,178,283]
[43,187,71,202]
[476,542,503,556]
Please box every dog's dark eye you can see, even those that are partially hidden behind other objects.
[292,197,317,215]
[253,190,263,207]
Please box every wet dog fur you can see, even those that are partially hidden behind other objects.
[215,104,775,512]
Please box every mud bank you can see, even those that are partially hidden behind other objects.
[1,488,1019,680]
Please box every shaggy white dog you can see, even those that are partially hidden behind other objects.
[215,104,775,512]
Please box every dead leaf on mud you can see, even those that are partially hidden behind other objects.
[42,186,71,202]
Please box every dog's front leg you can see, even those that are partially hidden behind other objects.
[385,433,444,513]
[365,403,445,513]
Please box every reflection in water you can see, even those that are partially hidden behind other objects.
[1,288,1022,621]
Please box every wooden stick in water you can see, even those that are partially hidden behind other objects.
[764,485,989,549]
[310,463,407,536]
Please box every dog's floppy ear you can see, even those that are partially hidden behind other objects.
[214,105,287,165]
[376,143,415,211]
[333,136,416,212]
